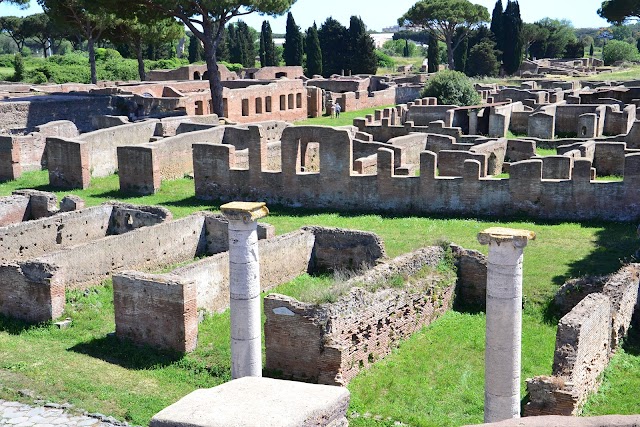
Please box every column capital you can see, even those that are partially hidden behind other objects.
[478,227,535,248]
[221,201,269,223]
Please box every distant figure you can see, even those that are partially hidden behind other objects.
[330,104,336,119]
[335,103,341,118]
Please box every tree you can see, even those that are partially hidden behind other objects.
[598,0,640,25]
[347,15,377,75]
[403,39,410,57]
[453,27,468,72]
[22,13,60,58]
[260,20,276,66]
[117,0,296,117]
[502,0,523,74]
[228,21,256,68]
[490,0,504,52]
[590,41,595,56]
[106,15,183,80]
[318,17,347,77]
[602,39,639,64]
[0,16,26,53]
[529,18,576,59]
[188,33,204,63]
[521,22,548,59]
[427,30,439,72]
[466,39,499,76]
[421,69,481,105]
[38,0,115,84]
[1,0,28,7]
[283,12,303,66]
[305,22,322,76]
[399,0,489,70]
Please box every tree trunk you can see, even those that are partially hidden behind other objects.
[88,37,97,84]
[202,25,224,117]
[136,44,146,81]
[445,33,455,70]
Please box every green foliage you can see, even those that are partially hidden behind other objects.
[375,50,396,68]
[0,16,26,52]
[427,31,439,73]
[94,47,122,62]
[348,16,377,75]
[12,52,24,81]
[398,0,490,69]
[188,34,204,63]
[421,70,481,106]
[529,18,577,59]
[25,70,48,84]
[603,39,639,65]
[149,57,187,70]
[453,28,468,72]
[219,61,243,72]
[259,20,277,67]
[564,40,585,58]
[466,40,499,77]
[489,0,503,52]
[502,0,523,74]
[47,52,87,66]
[382,39,418,57]
[228,21,256,68]
[318,17,348,77]
[599,0,640,24]
[283,12,303,66]
[590,42,595,56]
[305,23,322,76]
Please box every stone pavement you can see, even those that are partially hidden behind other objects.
[0,400,124,427]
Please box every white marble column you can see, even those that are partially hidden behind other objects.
[221,201,269,379]
[478,227,535,423]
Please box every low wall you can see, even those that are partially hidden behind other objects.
[47,120,158,189]
[0,194,29,226]
[193,125,640,222]
[265,246,454,385]
[525,264,640,416]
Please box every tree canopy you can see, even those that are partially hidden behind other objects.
[398,0,489,69]
[598,0,640,24]
[305,23,322,77]
[120,0,297,116]
[283,12,303,66]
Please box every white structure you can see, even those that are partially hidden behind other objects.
[221,201,269,379]
[478,227,535,423]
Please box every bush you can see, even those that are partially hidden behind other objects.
[13,53,24,82]
[375,50,396,68]
[26,70,48,84]
[48,52,87,66]
[94,48,122,62]
[98,58,138,81]
[421,70,481,106]
[0,54,15,68]
[219,61,243,72]
[603,40,639,65]
[466,41,499,77]
[148,57,188,70]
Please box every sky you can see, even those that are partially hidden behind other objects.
[0,0,612,33]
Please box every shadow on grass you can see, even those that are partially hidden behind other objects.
[542,221,638,325]
[69,335,183,370]
[0,314,50,335]
[161,196,218,210]
[623,315,640,356]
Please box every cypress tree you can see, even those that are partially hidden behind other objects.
[403,39,410,57]
[260,21,276,67]
[216,25,229,62]
[348,16,377,75]
[305,22,322,76]
[283,12,303,66]
[453,28,468,72]
[490,0,504,52]
[318,17,348,77]
[502,0,523,75]
[427,31,439,73]
[188,34,203,63]
[590,42,595,57]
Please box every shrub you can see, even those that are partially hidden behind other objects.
[219,61,243,72]
[48,52,87,66]
[421,70,482,106]
[13,53,24,82]
[94,48,122,62]
[466,41,500,77]
[375,50,395,68]
[148,57,188,70]
[26,70,48,84]
[603,40,639,65]
[98,58,138,81]
[0,54,15,68]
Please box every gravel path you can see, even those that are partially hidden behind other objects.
[0,400,124,427]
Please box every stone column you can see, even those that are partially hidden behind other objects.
[221,201,269,379]
[478,227,535,423]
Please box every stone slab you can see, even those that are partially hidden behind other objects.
[149,377,350,427]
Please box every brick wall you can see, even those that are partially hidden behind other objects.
[264,246,454,385]
[193,125,640,222]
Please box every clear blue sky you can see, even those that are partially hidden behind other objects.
[0,0,611,33]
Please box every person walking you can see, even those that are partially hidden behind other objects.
[335,102,341,118]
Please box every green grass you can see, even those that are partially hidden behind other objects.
[536,148,558,157]
[594,175,624,182]
[294,105,395,127]
[0,170,638,425]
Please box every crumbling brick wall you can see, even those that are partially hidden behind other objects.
[525,264,640,416]
[264,246,454,385]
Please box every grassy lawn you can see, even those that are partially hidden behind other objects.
[294,105,394,127]
[536,148,558,157]
[0,169,637,426]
